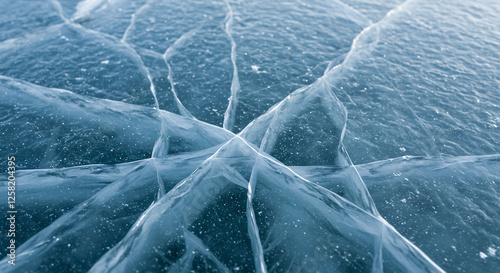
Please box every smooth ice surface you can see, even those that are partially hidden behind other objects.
[1,0,499,272]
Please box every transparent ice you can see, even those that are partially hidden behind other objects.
[0,0,499,272]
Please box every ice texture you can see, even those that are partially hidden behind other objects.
[1,0,499,272]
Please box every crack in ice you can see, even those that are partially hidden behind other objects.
[121,0,153,43]
[323,0,416,78]
[222,0,241,132]
[246,157,269,273]
[162,28,204,118]
[71,0,109,22]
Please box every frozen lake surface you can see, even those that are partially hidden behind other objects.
[0,0,499,272]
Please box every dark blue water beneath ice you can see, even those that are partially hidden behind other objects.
[0,0,499,272]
